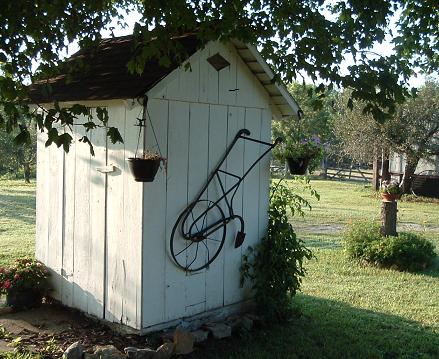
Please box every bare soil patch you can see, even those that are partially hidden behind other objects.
[0,303,149,356]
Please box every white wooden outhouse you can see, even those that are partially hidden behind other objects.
[32,33,300,332]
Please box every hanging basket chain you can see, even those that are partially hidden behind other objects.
[134,106,144,159]
[145,102,163,159]
[134,96,163,159]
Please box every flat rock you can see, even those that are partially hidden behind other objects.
[190,329,209,343]
[87,345,125,359]
[124,346,156,359]
[63,341,84,359]
[241,316,253,331]
[205,323,232,339]
[155,342,175,359]
[173,328,193,355]
[84,354,98,359]
[226,317,242,332]
[159,331,174,343]
[244,313,263,325]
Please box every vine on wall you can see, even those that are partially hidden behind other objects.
[241,179,318,321]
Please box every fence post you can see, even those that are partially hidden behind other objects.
[372,158,380,191]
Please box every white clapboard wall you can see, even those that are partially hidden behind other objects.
[141,41,272,330]
[36,105,143,329]
[36,40,273,332]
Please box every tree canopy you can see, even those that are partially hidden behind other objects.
[1,1,438,151]
[332,80,439,192]
[274,83,336,144]
[0,120,37,182]
[332,89,384,163]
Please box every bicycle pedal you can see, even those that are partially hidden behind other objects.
[235,231,246,248]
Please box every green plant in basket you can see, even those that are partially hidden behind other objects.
[0,258,50,310]
[273,135,324,174]
[380,180,402,195]
[274,136,323,161]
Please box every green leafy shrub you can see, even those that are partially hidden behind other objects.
[241,180,316,321]
[344,220,382,259]
[344,221,437,271]
[365,233,437,271]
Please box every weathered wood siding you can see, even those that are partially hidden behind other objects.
[141,41,272,329]
[36,105,143,329]
[37,40,275,332]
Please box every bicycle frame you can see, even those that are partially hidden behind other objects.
[181,128,281,247]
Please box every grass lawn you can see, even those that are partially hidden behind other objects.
[0,179,438,358]
[0,180,35,267]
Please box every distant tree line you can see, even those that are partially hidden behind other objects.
[0,122,36,182]
[276,80,439,193]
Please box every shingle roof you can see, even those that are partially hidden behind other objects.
[29,33,199,103]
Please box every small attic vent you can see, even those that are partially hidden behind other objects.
[207,53,230,71]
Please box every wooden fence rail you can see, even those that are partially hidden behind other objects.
[326,166,373,182]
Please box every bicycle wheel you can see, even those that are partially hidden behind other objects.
[170,200,227,272]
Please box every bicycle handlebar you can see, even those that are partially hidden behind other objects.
[237,129,251,137]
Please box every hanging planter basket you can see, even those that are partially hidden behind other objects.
[286,156,312,175]
[381,193,401,202]
[128,157,161,182]
[128,96,166,183]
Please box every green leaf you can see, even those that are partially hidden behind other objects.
[70,104,88,116]
[96,107,109,125]
[107,127,124,144]
[83,121,97,132]
[45,128,59,147]
[79,135,95,156]
[347,98,354,110]
[55,133,73,152]
[13,126,31,145]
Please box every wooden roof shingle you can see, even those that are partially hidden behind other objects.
[29,33,199,103]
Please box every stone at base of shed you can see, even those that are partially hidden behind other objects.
[64,343,175,359]
[63,311,261,358]
[56,297,254,337]
[140,299,255,334]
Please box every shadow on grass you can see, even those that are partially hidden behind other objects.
[0,192,36,225]
[302,238,342,250]
[421,257,439,278]
[298,232,343,250]
[188,295,439,359]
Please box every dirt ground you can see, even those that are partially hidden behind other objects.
[0,301,153,357]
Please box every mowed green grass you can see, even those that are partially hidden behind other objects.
[190,180,439,359]
[1,179,438,358]
[292,180,439,331]
[0,180,35,267]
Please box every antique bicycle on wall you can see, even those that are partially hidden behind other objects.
[170,129,282,272]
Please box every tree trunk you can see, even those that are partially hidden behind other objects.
[380,201,397,236]
[322,156,328,179]
[381,157,390,182]
[23,162,31,183]
[401,157,419,194]
[380,146,391,183]
[372,158,380,191]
